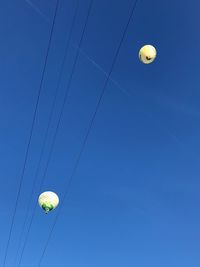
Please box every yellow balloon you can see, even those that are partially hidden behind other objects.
[139,45,157,64]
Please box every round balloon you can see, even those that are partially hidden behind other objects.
[139,45,157,64]
[38,191,59,214]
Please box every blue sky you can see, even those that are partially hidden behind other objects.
[0,0,200,266]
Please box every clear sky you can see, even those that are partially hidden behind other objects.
[0,0,200,266]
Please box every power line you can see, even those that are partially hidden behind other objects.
[36,0,94,193]
[37,0,139,266]
[14,1,80,264]
[14,1,79,267]
[72,43,131,97]
[14,0,94,265]
[2,1,60,266]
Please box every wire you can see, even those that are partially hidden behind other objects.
[72,42,131,97]
[14,0,94,265]
[37,0,139,266]
[14,1,78,266]
[14,1,79,267]
[2,1,60,266]
[37,0,94,192]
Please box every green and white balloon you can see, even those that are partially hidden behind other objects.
[38,191,59,214]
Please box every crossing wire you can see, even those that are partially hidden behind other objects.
[15,0,94,265]
[37,0,140,266]
[13,2,79,266]
[2,1,60,266]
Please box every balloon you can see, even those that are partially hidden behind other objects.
[38,191,59,214]
[139,45,157,64]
